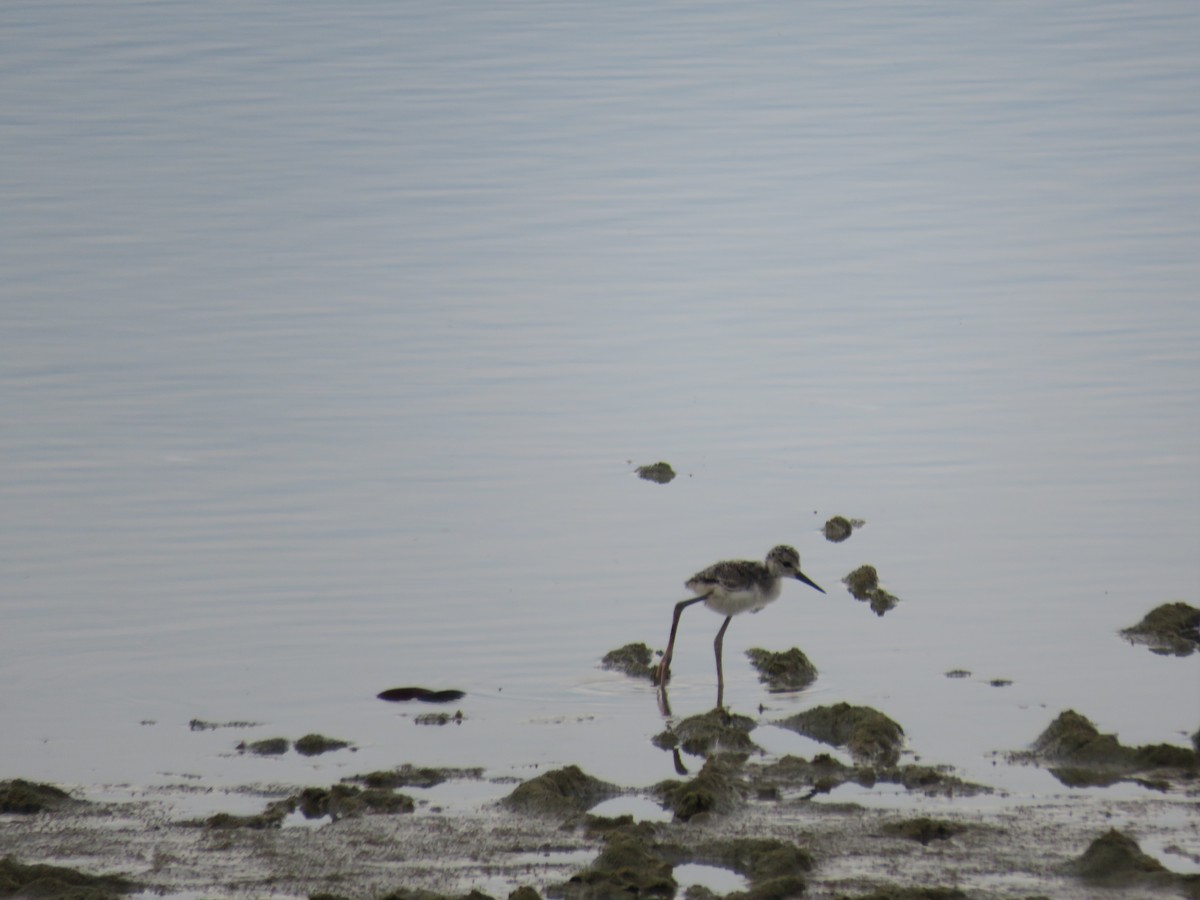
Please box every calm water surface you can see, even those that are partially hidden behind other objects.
[1,1,1197,811]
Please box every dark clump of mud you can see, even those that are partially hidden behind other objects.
[1065,828,1200,895]
[652,709,759,757]
[692,837,814,885]
[1014,709,1198,788]
[834,889,968,900]
[0,856,138,899]
[0,779,79,814]
[296,784,414,820]
[377,687,466,703]
[188,718,262,730]
[636,461,676,484]
[881,817,967,845]
[1120,601,1200,657]
[415,710,464,725]
[201,781,416,829]
[348,764,484,790]
[294,733,353,756]
[502,766,619,820]
[237,736,290,755]
[748,753,989,801]
[556,824,675,899]
[823,515,864,543]
[745,647,817,692]
[842,565,899,616]
[777,703,905,767]
[600,643,658,681]
[202,797,295,830]
[655,755,749,821]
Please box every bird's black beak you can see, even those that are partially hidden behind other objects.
[795,570,826,594]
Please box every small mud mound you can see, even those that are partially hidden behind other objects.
[557,824,676,899]
[748,754,990,800]
[777,703,905,766]
[237,737,289,756]
[295,784,414,820]
[745,647,817,692]
[636,461,676,484]
[881,817,967,845]
[1013,709,1198,787]
[1065,828,1200,895]
[842,564,899,616]
[652,708,759,757]
[655,755,749,821]
[347,764,483,790]
[377,687,466,703]
[823,515,864,543]
[835,890,967,900]
[0,779,79,815]
[690,837,814,884]
[601,642,658,681]
[294,734,353,756]
[502,766,619,819]
[1120,601,1200,657]
[0,856,138,899]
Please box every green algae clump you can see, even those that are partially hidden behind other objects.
[745,647,818,692]
[294,733,353,756]
[0,779,78,815]
[636,461,676,484]
[601,642,658,681]
[1120,601,1200,656]
[777,703,905,766]
[502,765,618,819]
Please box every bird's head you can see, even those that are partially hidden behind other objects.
[766,544,826,594]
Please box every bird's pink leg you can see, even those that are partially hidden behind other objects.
[657,597,704,686]
[713,615,733,708]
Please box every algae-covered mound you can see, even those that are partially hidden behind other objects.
[0,779,78,814]
[1120,601,1200,656]
[745,647,817,692]
[502,766,619,819]
[842,565,899,616]
[881,817,967,845]
[652,708,759,757]
[294,733,353,756]
[1064,828,1200,894]
[636,461,676,484]
[601,642,658,681]
[295,784,415,820]
[777,703,905,766]
[348,764,484,790]
[1015,709,1198,787]
[835,889,967,900]
[655,755,749,821]
[557,824,676,899]
[238,736,290,756]
[824,515,862,543]
[0,855,138,898]
[748,753,989,801]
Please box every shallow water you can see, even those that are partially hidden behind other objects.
[1,0,1197,820]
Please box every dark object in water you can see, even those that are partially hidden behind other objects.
[377,686,466,703]
[823,515,864,542]
[600,642,657,681]
[636,461,676,484]
[1120,601,1200,656]
[842,564,899,616]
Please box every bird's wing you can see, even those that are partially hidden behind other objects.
[689,560,753,593]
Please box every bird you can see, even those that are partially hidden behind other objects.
[656,545,825,701]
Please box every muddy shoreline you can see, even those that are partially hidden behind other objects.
[3,604,1196,899]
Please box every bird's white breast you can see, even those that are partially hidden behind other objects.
[700,580,783,617]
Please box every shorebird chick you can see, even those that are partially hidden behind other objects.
[657,545,825,697]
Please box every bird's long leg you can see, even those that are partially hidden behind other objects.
[657,597,705,686]
[713,615,733,709]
